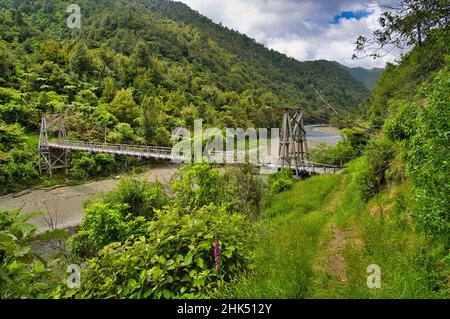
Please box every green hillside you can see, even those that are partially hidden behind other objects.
[334,63,384,89]
[0,0,448,300]
[0,0,370,194]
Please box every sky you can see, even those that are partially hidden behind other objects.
[177,0,403,69]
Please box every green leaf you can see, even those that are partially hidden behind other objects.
[14,246,31,257]
[40,229,69,241]
[196,257,204,268]
[183,252,193,266]
[0,232,13,244]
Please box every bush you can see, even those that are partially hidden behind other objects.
[0,210,58,298]
[269,169,294,194]
[69,178,169,258]
[68,203,151,259]
[103,178,169,218]
[63,204,255,299]
[357,135,396,201]
[404,67,450,234]
[69,155,96,180]
[223,164,266,221]
[0,122,39,195]
[310,139,356,166]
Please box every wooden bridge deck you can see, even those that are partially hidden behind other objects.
[44,140,344,175]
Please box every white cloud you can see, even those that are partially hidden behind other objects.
[177,0,404,68]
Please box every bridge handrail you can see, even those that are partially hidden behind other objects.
[49,140,173,154]
[47,140,345,169]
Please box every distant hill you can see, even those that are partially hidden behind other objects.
[0,0,371,138]
[334,62,384,89]
[137,0,371,112]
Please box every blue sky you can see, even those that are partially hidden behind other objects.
[177,0,403,68]
[332,10,372,24]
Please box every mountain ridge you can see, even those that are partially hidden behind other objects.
[333,62,384,89]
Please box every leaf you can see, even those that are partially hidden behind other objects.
[183,252,193,266]
[40,229,69,241]
[196,257,204,268]
[0,232,14,244]
[14,246,31,258]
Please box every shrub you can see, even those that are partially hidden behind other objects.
[223,164,266,221]
[357,135,396,201]
[66,204,255,299]
[68,203,151,259]
[404,67,450,234]
[0,122,39,195]
[310,139,356,166]
[103,178,168,218]
[0,210,61,298]
[269,169,294,194]
[69,155,96,180]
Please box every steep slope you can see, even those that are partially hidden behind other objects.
[0,0,369,193]
[334,62,384,89]
[136,0,371,111]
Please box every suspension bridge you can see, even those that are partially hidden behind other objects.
[38,112,344,177]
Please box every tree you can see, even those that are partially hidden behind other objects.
[69,43,94,75]
[100,77,117,103]
[109,89,140,124]
[354,0,450,60]
[76,89,98,107]
[141,96,165,143]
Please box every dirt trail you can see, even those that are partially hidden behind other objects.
[313,179,349,282]
[0,166,178,233]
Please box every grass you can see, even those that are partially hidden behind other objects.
[226,174,341,298]
[311,159,448,299]
[224,158,448,299]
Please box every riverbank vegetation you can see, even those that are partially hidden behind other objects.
[0,0,370,195]
[1,0,449,299]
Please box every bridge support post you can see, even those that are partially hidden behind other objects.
[38,114,69,177]
[279,109,310,177]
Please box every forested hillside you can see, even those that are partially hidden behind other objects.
[0,0,369,194]
[334,63,384,89]
[0,0,448,301]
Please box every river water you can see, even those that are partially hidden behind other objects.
[0,126,341,234]
[305,125,342,146]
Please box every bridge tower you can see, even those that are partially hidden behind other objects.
[279,109,310,176]
[38,114,69,177]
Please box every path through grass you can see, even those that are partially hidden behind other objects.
[225,159,447,298]
[228,174,341,298]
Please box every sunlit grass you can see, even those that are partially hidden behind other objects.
[226,175,341,298]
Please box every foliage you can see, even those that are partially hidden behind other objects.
[0,121,39,195]
[310,139,356,166]
[67,203,151,259]
[356,136,397,201]
[0,210,65,298]
[70,203,254,299]
[222,164,266,221]
[60,164,259,298]
[268,169,294,194]
[103,177,169,218]
[354,0,450,60]
[69,153,117,180]
[403,66,450,234]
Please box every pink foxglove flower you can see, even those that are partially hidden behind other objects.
[214,237,220,272]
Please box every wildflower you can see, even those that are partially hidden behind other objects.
[214,237,220,272]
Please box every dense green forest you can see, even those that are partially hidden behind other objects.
[334,63,384,89]
[0,0,448,300]
[0,0,370,194]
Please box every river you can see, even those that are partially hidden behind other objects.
[0,126,341,233]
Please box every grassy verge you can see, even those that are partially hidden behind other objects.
[312,158,448,298]
[225,174,341,298]
[224,158,448,299]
